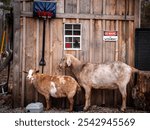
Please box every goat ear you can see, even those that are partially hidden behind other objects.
[66,57,71,66]
[23,71,28,74]
[35,70,39,73]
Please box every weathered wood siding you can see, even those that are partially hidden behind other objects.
[13,0,141,108]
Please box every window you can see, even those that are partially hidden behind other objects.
[64,23,82,50]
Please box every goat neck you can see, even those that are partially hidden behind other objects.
[31,73,43,87]
[69,56,84,78]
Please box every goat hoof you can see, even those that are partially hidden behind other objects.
[120,108,126,112]
[45,107,50,111]
[83,107,88,112]
[67,109,73,112]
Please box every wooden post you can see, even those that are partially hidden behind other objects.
[102,0,106,106]
[89,0,93,63]
[114,20,119,107]
[35,19,40,102]
[134,0,141,28]
[13,0,21,108]
[21,0,26,107]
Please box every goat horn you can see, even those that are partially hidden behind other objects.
[36,70,39,73]
[23,71,28,73]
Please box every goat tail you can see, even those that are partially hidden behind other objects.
[131,67,146,75]
[131,67,139,73]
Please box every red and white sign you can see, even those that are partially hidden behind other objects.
[103,31,118,41]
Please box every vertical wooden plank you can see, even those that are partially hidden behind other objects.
[21,0,26,107]
[114,20,119,107]
[65,0,77,13]
[134,0,141,28]
[127,21,134,66]
[13,0,21,108]
[65,0,72,13]
[38,19,43,73]
[105,21,111,62]
[35,19,40,102]
[52,19,63,75]
[90,0,103,106]
[57,0,64,13]
[49,20,53,75]
[118,22,126,62]
[89,0,93,63]
[93,20,103,63]
[79,0,90,14]
[75,0,80,59]
[36,19,40,72]
[106,0,116,15]
[116,0,125,15]
[129,0,135,16]
[80,20,90,62]
[93,0,103,14]
[25,18,37,105]
[19,17,23,106]
[50,19,65,108]
[37,19,46,106]
[91,21,103,106]
[105,20,115,106]
[76,0,80,14]
[111,21,116,62]
[115,21,119,61]
[43,19,50,74]
[127,21,134,106]
[102,0,106,106]
[25,1,32,12]
[72,0,77,13]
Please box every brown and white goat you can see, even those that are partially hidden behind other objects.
[25,69,81,111]
[59,54,138,112]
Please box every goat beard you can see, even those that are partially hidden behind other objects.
[30,77,34,84]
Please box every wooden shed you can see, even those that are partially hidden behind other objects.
[13,0,141,109]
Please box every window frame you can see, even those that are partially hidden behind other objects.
[64,23,82,50]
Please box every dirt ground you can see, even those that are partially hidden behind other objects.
[0,100,148,113]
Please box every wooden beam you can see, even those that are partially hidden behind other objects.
[13,1,21,108]
[21,11,135,21]
[15,0,57,2]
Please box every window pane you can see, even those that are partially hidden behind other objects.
[65,43,72,48]
[65,30,72,35]
[73,31,80,35]
[65,37,72,42]
[73,37,80,48]
[73,24,80,29]
[65,24,72,29]
[73,37,80,42]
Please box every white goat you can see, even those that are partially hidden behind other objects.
[25,69,81,111]
[59,54,138,112]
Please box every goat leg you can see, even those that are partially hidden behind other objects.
[45,95,50,111]
[68,97,74,112]
[83,87,91,111]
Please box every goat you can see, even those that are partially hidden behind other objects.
[59,54,139,112]
[24,69,81,112]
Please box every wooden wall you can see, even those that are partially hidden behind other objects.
[13,0,141,109]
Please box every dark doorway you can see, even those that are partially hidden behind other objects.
[135,28,150,70]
